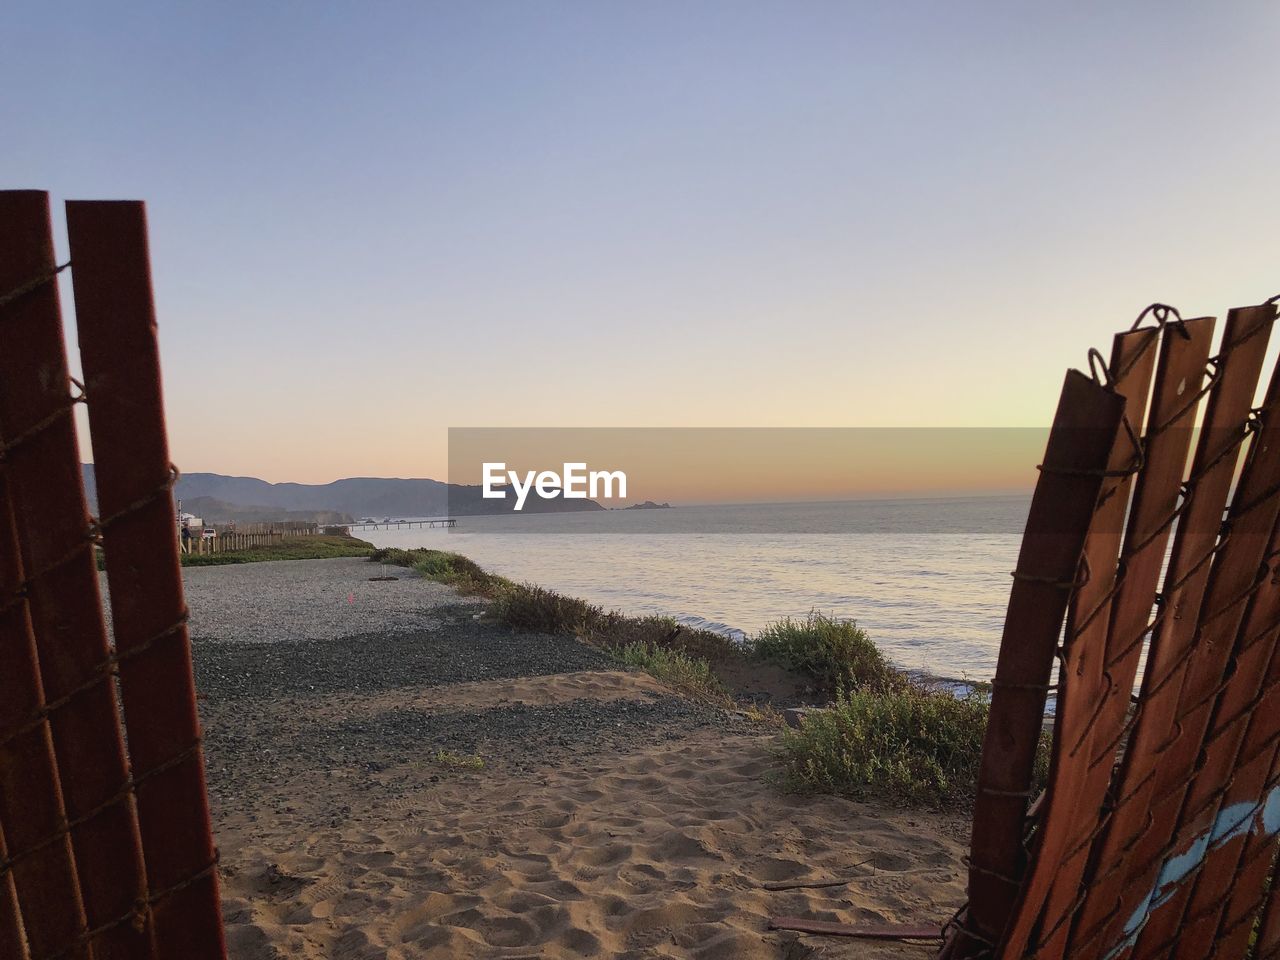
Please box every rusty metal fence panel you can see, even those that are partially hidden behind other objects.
[0,191,225,959]
[937,299,1280,960]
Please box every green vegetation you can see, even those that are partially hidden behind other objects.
[370,549,736,698]
[612,641,728,702]
[180,535,374,566]
[96,535,374,569]
[369,547,507,594]
[432,749,484,771]
[370,548,735,659]
[776,685,989,805]
[374,548,1054,807]
[750,611,905,694]
[490,581,599,634]
[777,685,1053,807]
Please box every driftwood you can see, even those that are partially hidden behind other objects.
[768,917,945,940]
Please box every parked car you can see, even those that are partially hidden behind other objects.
[201,527,216,540]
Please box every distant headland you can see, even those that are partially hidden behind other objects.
[622,501,672,510]
[79,465,605,523]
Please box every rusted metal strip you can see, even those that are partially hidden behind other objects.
[768,918,945,939]
[0,191,154,959]
[950,370,1127,958]
[0,473,87,960]
[1067,305,1274,960]
[1124,305,1280,960]
[66,200,226,960]
[1026,317,1216,959]
[996,328,1157,960]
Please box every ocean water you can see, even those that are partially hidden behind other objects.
[358,495,1032,682]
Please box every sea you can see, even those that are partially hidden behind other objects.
[357,494,1034,684]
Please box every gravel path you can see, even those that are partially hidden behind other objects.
[175,557,748,831]
[203,694,747,826]
[193,619,615,700]
[102,557,477,643]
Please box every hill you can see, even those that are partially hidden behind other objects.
[80,466,605,521]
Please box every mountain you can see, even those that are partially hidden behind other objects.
[80,465,605,520]
[179,497,354,525]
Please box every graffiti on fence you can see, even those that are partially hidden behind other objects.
[1104,783,1280,960]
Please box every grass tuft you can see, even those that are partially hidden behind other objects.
[751,612,904,694]
[612,642,728,701]
[776,684,989,805]
[368,547,511,595]
[777,684,1053,807]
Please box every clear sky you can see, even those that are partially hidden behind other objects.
[5,1,1278,484]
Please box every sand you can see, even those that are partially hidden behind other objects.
[186,559,968,959]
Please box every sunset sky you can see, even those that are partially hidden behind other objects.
[6,2,1279,488]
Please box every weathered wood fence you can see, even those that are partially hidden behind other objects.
[222,521,326,536]
[180,532,284,555]
[944,301,1280,959]
[770,301,1280,959]
[0,191,224,959]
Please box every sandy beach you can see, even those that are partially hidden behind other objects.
[159,558,969,958]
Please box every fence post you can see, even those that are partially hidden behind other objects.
[67,199,225,960]
[0,473,89,958]
[0,190,154,959]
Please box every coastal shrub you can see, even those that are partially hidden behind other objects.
[777,684,988,805]
[613,642,727,701]
[414,551,505,594]
[751,612,904,694]
[590,613,737,663]
[490,582,603,635]
[369,548,509,595]
[367,547,423,568]
[778,684,1055,806]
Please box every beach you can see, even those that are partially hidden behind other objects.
[144,558,968,958]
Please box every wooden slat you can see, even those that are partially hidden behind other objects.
[0,190,154,959]
[0,475,87,959]
[950,369,1127,958]
[0,822,28,960]
[1028,316,1215,959]
[997,328,1158,960]
[1132,303,1280,958]
[1193,748,1280,958]
[1068,305,1274,960]
[68,200,226,960]
[1250,849,1280,960]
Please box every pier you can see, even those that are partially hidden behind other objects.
[344,518,457,532]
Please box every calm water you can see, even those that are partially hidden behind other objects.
[360,495,1033,682]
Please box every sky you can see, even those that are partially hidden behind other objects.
[5,1,1279,486]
